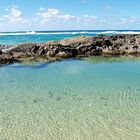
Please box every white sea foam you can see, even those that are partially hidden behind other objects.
[0,31,36,36]
[0,31,140,36]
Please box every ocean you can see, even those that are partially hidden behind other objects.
[0,30,140,140]
[0,30,140,45]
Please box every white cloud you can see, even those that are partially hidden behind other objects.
[36,8,77,23]
[83,15,97,22]
[0,5,33,31]
[121,17,140,24]
[0,5,140,31]
[36,8,98,25]
[4,5,25,22]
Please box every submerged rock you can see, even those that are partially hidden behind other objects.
[1,34,140,64]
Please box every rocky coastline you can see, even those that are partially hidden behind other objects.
[1,34,140,64]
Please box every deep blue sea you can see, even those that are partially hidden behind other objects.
[1,30,140,140]
[0,30,140,45]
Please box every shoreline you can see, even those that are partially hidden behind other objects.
[1,34,140,64]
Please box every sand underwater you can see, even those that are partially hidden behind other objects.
[0,56,140,140]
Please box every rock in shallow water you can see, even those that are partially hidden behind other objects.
[1,34,140,64]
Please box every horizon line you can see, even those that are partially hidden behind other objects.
[1,29,140,33]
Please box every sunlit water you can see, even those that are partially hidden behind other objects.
[0,56,140,140]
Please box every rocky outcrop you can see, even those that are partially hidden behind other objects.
[0,54,14,64]
[1,34,140,64]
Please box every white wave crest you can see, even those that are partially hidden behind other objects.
[0,31,140,36]
[0,31,36,36]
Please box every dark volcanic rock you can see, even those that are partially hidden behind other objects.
[1,34,140,64]
[9,43,36,56]
[0,50,2,55]
[0,54,14,64]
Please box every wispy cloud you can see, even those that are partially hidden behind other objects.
[36,8,77,23]
[121,17,140,24]
[82,15,97,22]
[0,5,140,31]
[0,5,32,31]
[4,5,29,23]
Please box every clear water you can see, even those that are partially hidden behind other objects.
[0,56,140,140]
[1,30,140,45]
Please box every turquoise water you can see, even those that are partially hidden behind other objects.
[0,56,140,140]
[1,30,140,139]
[1,30,140,45]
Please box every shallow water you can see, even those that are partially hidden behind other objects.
[0,56,140,140]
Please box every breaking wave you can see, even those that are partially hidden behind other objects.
[0,30,140,36]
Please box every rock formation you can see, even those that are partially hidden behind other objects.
[1,34,140,64]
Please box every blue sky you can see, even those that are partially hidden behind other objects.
[0,0,140,31]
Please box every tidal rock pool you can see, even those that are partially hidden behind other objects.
[0,56,140,140]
